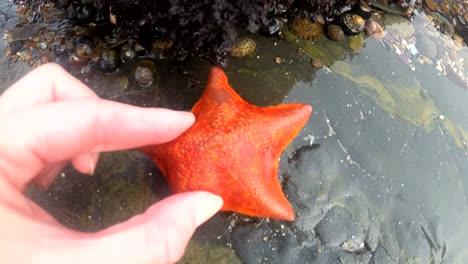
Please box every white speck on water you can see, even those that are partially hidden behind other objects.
[304,134,315,146]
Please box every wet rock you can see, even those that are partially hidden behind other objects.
[439,2,452,18]
[382,14,415,38]
[180,241,241,264]
[424,0,438,12]
[416,35,437,58]
[230,37,256,57]
[283,29,347,67]
[365,19,385,39]
[314,205,366,250]
[327,24,345,41]
[453,34,465,47]
[310,58,323,68]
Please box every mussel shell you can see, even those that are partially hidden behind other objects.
[104,27,123,44]
[54,54,70,70]
[53,41,67,55]
[94,8,107,24]
[259,18,281,37]
[57,0,69,8]
[29,12,44,24]
[68,55,89,70]
[351,3,372,20]
[134,43,148,57]
[76,5,95,22]
[8,41,23,54]
[74,43,92,58]
[63,40,75,54]
[66,4,77,20]
[99,49,120,73]
[75,36,95,49]
[120,44,135,62]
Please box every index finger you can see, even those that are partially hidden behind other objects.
[0,63,97,115]
[0,98,195,191]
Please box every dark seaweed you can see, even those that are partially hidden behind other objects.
[16,0,416,66]
[108,0,289,67]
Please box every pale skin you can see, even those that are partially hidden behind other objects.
[0,63,223,264]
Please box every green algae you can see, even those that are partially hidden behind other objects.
[331,60,435,129]
[391,85,436,129]
[330,60,468,149]
[441,118,468,148]
[331,61,397,115]
[283,29,347,67]
[348,34,364,52]
[179,241,241,264]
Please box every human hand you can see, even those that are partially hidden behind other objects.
[0,63,223,264]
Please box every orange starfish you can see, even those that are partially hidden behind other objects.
[141,67,312,221]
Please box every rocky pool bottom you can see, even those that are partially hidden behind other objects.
[1,0,468,263]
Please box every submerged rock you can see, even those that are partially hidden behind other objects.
[288,17,323,41]
[230,37,256,57]
[327,24,345,41]
[416,35,437,58]
[365,19,385,39]
[382,14,415,38]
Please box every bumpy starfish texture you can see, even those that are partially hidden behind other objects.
[142,67,312,221]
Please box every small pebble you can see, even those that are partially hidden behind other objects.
[310,58,323,69]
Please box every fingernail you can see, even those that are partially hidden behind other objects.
[89,159,95,175]
[180,111,195,123]
[194,192,223,226]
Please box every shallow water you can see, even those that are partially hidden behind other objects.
[1,2,468,263]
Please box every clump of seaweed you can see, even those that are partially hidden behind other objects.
[11,0,417,66]
[106,0,291,66]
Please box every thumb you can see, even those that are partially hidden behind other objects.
[36,192,223,264]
